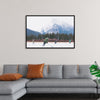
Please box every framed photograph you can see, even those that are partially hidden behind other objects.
[25,15,75,49]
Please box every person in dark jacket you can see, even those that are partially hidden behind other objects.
[43,38,48,46]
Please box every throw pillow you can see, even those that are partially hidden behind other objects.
[0,73,23,81]
[27,64,44,78]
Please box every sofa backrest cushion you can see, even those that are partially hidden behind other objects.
[3,64,49,78]
[63,65,92,79]
[77,65,92,79]
[43,65,48,78]
[18,64,28,78]
[18,64,62,78]
[3,64,18,74]
[44,65,62,79]
[63,65,78,78]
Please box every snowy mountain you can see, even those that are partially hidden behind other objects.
[27,29,41,36]
[27,23,74,36]
[41,24,74,34]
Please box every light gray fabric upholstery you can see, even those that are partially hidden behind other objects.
[43,65,48,78]
[95,79,100,94]
[76,65,92,79]
[0,88,26,100]
[45,65,62,79]
[98,89,100,94]
[63,65,77,78]
[26,79,96,88]
[0,64,97,100]
[0,78,30,94]
[63,65,92,79]
[27,88,96,94]
[3,64,18,74]
[18,64,28,77]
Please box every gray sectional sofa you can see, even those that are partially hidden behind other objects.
[0,64,99,100]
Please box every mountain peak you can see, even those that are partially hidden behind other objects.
[41,23,73,34]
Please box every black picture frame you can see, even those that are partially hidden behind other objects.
[25,15,75,49]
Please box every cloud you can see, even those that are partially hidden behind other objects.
[27,16,74,32]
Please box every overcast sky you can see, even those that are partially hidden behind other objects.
[27,16,74,32]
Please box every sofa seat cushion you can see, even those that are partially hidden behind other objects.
[27,88,96,94]
[26,79,96,88]
[0,78,30,95]
[0,88,26,100]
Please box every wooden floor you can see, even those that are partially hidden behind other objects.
[19,94,99,100]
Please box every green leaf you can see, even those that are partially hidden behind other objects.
[89,65,98,69]
[96,74,100,77]
[91,71,100,75]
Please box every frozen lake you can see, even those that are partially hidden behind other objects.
[27,42,74,48]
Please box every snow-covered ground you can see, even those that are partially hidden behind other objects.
[27,42,74,48]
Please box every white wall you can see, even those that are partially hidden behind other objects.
[0,0,99,66]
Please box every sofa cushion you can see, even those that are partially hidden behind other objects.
[44,65,62,79]
[63,65,77,78]
[0,88,26,100]
[77,65,92,78]
[27,88,96,94]
[3,64,18,74]
[18,64,28,78]
[63,65,92,79]
[0,78,30,94]
[43,65,48,78]
[26,79,96,88]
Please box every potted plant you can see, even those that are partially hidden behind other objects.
[89,61,100,83]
